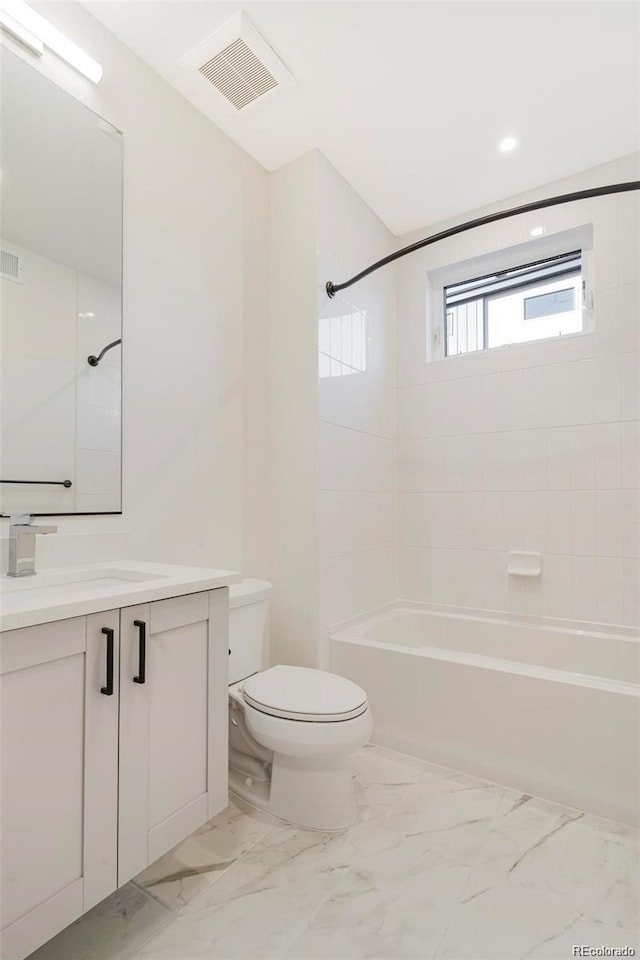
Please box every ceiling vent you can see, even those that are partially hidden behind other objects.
[179,12,294,112]
[1,248,23,283]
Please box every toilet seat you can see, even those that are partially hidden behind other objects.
[242,665,368,723]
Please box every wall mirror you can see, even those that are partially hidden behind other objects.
[0,49,122,516]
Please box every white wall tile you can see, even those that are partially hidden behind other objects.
[501,370,523,431]
[502,431,525,491]
[568,333,594,362]
[396,439,425,492]
[596,489,624,557]
[593,217,619,291]
[426,380,461,437]
[425,436,463,491]
[570,425,597,490]
[618,284,640,353]
[568,359,596,424]
[394,156,638,627]
[459,376,484,434]
[621,420,639,489]
[622,559,639,626]
[543,555,573,620]
[461,434,484,491]
[481,432,505,491]
[479,550,508,612]
[596,557,624,625]
[571,490,597,556]
[397,545,429,602]
[618,193,639,286]
[481,374,503,433]
[396,493,429,548]
[546,427,572,490]
[320,547,396,627]
[621,489,640,559]
[520,365,547,430]
[319,423,394,491]
[619,352,639,420]
[319,491,394,560]
[544,363,571,428]
[521,429,547,490]
[425,548,459,606]
[546,491,573,555]
[571,556,600,622]
[480,493,505,551]
[595,355,622,423]
[594,288,620,357]
[594,422,622,489]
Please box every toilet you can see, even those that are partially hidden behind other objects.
[227,578,372,831]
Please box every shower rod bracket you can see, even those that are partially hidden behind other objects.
[325,180,640,298]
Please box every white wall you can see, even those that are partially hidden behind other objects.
[261,151,320,667]
[317,154,396,659]
[396,154,639,627]
[0,2,269,573]
[0,243,77,514]
[247,151,397,667]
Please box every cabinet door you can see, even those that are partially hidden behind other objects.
[0,613,119,960]
[118,589,228,885]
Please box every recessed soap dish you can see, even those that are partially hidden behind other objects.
[507,551,542,576]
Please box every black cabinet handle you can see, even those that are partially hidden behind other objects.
[133,620,146,684]
[100,627,114,696]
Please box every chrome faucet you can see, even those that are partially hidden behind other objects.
[7,514,57,577]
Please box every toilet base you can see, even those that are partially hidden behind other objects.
[229,753,358,832]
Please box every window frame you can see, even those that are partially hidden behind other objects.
[442,250,582,357]
[426,225,594,363]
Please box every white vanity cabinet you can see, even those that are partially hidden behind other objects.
[117,590,229,884]
[0,587,229,960]
[0,613,120,959]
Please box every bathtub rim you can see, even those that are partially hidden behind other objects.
[329,598,640,644]
[330,602,640,698]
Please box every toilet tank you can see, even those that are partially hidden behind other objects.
[228,578,272,684]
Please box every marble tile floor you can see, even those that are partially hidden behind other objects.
[29,745,639,960]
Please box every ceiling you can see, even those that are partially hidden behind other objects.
[84,1,639,235]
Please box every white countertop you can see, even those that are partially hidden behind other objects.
[0,560,241,632]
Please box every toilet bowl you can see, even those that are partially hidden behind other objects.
[227,580,372,831]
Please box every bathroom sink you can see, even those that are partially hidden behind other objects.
[0,560,241,633]
[0,566,168,593]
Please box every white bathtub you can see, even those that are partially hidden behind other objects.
[331,603,640,826]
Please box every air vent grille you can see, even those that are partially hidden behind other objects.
[0,249,23,283]
[199,37,279,110]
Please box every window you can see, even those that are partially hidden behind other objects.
[443,250,583,356]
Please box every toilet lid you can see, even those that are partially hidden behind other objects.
[242,665,368,722]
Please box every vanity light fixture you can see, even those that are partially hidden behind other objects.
[0,0,102,82]
[0,6,42,55]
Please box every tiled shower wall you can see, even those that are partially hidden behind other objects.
[317,155,396,658]
[395,154,639,626]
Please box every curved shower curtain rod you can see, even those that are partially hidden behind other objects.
[88,338,122,367]
[325,180,640,299]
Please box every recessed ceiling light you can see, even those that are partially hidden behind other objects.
[530,227,544,237]
[499,136,517,153]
